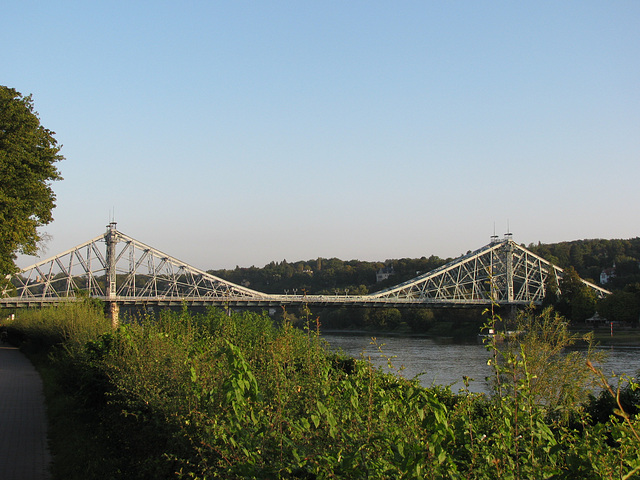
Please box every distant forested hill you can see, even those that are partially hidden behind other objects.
[527,237,640,289]
[207,237,640,329]
[207,255,451,296]
[208,238,640,294]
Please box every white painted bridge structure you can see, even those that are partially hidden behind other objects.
[1,224,610,316]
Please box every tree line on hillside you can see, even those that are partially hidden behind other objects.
[208,237,640,330]
[209,238,640,296]
[529,238,640,326]
[207,255,451,296]
[528,237,640,288]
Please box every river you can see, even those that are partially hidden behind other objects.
[321,332,640,395]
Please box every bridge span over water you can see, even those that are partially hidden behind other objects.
[2,224,610,324]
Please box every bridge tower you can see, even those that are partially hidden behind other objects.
[105,222,119,327]
[505,233,514,303]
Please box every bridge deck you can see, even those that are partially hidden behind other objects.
[0,294,530,309]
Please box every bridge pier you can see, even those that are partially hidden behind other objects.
[108,302,119,329]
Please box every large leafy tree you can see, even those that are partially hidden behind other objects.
[0,86,63,278]
[556,266,597,321]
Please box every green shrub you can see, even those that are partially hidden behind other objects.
[6,303,640,479]
[4,300,110,351]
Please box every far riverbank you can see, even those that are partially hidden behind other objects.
[319,324,640,347]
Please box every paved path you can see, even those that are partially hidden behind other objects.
[0,342,52,480]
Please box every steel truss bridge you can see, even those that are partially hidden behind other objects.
[2,224,610,320]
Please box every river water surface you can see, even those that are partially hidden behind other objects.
[322,332,640,395]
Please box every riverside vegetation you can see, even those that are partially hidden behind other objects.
[2,302,640,479]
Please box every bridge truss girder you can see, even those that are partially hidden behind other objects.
[2,224,266,303]
[368,239,610,306]
[2,228,611,309]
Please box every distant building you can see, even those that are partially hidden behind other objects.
[586,312,607,325]
[600,267,616,285]
[376,266,395,283]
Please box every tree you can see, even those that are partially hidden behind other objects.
[494,307,604,416]
[598,284,640,325]
[370,308,402,329]
[556,266,596,321]
[542,267,560,308]
[0,86,63,278]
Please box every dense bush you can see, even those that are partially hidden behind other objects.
[2,300,110,350]
[4,304,640,479]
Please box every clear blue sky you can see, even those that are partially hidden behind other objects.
[4,1,639,270]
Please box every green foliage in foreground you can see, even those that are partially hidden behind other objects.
[3,304,640,479]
